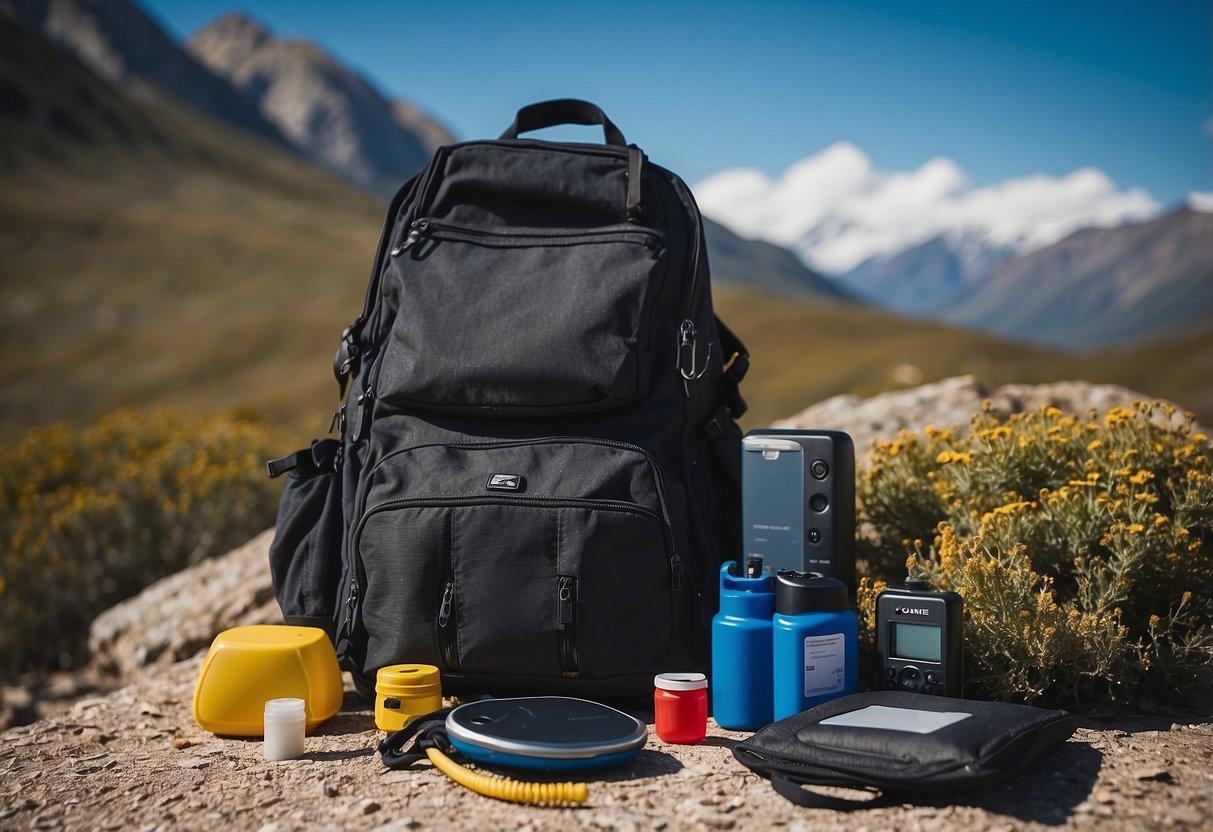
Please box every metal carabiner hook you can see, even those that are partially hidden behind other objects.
[678,319,713,381]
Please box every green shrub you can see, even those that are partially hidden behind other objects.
[0,406,285,677]
[856,402,1213,705]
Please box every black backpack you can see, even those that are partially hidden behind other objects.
[267,100,749,700]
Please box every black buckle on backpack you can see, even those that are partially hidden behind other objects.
[266,450,308,479]
[266,439,340,479]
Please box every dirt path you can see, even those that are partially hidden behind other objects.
[2,656,1210,832]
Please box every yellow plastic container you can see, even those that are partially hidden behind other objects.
[375,664,442,732]
[193,625,343,736]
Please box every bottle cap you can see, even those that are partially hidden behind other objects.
[263,697,306,722]
[653,672,707,691]
[774,571,849,615]
[375,663,442,697]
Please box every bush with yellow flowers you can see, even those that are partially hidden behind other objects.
[0,407,285,677]
[856,402,1212,705]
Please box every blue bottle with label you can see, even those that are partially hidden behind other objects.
[772,571,857,720]
[711,557,774,730]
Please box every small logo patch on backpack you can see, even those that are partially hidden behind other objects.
[487,473,523,491]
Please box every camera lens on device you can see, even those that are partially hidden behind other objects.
[810,460,829,479]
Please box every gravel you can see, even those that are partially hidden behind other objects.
[2,656,1210,832]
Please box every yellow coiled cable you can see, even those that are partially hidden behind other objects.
[425,747,588,805]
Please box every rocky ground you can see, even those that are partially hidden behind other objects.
[4,375,1211,831]
[2,655,1210,832]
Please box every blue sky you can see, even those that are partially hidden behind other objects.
[143,0,1211,207]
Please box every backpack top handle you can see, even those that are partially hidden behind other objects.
[499,99,627,147]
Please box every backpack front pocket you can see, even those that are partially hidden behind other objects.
[375,220,668,416]
[350,438,684,678]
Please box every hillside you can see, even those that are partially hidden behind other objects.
[3,15,1212,443]
[703,218,853,301]
[717,285,1213,428]
[187,12,454,196]
[834,235,975,316]
[0,0,287,147]
[941,207,1213,350]
[0,14,381,440]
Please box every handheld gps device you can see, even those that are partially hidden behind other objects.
[445,697,647,771]
[876,580,963,697]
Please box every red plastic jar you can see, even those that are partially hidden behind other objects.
[653,672,708,744]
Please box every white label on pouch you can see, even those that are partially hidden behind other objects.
[803,633,845,697]
[821,706,972,733]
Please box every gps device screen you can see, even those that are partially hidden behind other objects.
[891,622,942,662]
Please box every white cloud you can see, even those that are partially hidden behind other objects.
[1189,192,1213,213]
[694,144,1160,274]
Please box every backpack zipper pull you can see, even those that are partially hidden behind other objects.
[438,580,454,628]
[337,579,359,644]
[670,555,684,592]
[558,576,576,626]
[390,229,420,257]
[351,389,374,442]
[391,219,434,256]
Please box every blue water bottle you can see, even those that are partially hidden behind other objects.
[772,571,858,720]
[711,557,774,730]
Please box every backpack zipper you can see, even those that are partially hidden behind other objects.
[557,576,578,675]
[335,577,359,653]
[385,139,630,257]
[435,565,582,676]
[356,436,680,568]
[437,579,459,671]
[356,494,664,529]
[391,217,664,254]
[670,177,709,382]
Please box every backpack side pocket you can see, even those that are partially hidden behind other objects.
[268,439,343,637]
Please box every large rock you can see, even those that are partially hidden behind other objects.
[88,529,281,680]
[774,374,1185,454]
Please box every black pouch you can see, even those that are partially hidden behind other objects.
[267,439,344,636]
[733,691,1077,810]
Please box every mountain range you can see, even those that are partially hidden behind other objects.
[830,207,1213,350]
[696,142,1209,351]
[831,235,977,317]
[0,3,848,438]
[1,0,453,194]
[0,0,837,303]
[0,0,286,146]
[702,219,852,301]
[187,12,454,197]
[2,1,1212,439]
[940,207,1213,349]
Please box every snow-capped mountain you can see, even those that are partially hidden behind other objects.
[694,141,1160,293]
